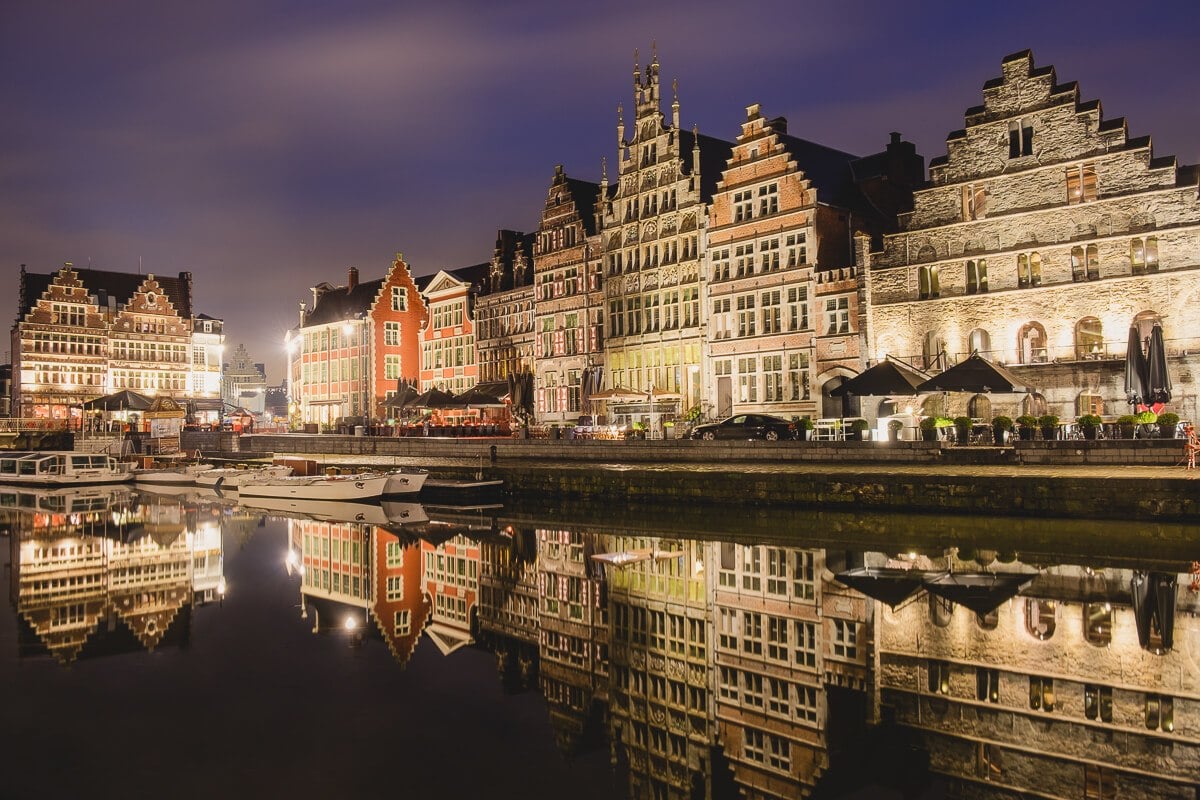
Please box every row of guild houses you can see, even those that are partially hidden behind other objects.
[285,47,1200,431]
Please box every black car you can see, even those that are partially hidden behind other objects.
[689,413,795,441]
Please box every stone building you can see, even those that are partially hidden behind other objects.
[477,527,540,690]
[875,551,1200,799]
[11,264,218,423]
[862,50,1200,424]
[599,49,732,428]
[531,167,606,425]
[221,343,267,413]
[474,230,535,391]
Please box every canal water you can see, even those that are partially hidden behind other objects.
[1,486,1197,800]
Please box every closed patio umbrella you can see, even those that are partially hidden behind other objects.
[1146,323,1172,406]
[446,386,505,408]
[923,572,1035,616]
[1124,325,1149,407]
[409,388,454,409]
[82,390,153,411]
[835,567,931,609]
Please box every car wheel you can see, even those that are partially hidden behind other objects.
[765,430,780,441]
[702,431,716,441]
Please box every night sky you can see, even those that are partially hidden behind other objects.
[3,0,1197,382]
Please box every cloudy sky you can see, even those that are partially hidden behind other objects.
[4,0,1197,381]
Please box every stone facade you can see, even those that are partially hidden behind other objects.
[475,230,535,386]
[599,49,731,428]
[532,167,606,425]
[863,50,1200,424]
[221,343,266,412]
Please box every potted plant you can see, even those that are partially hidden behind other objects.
[1117,414,1138,439]
[1135,409,1158,438]
[1076,414,1102,440]
[1038,414,1060,441]
[919,416,939,442]
[991,415,1013,445]
[887,418,903,442]
[953,416,972,446]
[847,418,870,441]
[1158,411,1180,439]
[1016,414,1038,441]
[792,415,814,442]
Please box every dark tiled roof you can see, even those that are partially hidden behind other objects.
[778,133,861,207]
[678,129,735,203]
[302,278,384,328]
[19,266,193,319]
[195,312,221,321]
[928,155,948,168]
[565,177,601,236]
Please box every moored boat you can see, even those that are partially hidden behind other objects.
[0,451,133,486]
[134,463,212,486]
[196,464,293,491]
[237,495,428,526]
[238,469,427,501]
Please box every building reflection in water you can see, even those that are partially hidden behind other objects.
[276,501,1200,800]
[13,487,1196,799]
[3,486,234,664]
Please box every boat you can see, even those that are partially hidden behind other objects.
[134,463,212,486]
[0,451,133,486]
[195,464,293,491]
[237,495,428,527]
[237,469,427,501]
[0,484,135,514]
[420,477,504,504]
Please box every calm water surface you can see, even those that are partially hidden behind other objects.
[2,486,1197,800]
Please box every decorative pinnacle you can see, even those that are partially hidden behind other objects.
[672,78,678,103]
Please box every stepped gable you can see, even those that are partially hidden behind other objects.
[18,265,194,319]
[565,176,602,237]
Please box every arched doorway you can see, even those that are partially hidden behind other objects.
[823,376,859,418]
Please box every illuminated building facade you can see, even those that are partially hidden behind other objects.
[531,167,606,425]
[862,50,1200,423]
[420,534,480,655]
[12,264,221,424]
[599,50,732,426]
[474,230,536,390]
[221,343,266,414]
[418,264,488,396]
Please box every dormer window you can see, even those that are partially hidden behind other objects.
[1008,120,1033,159]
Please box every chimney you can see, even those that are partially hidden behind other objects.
[347,266,359,290]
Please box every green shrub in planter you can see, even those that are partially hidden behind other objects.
[1135,410,1158,424]
[1117,414,1138,438]
[918,416,939,441]
[1158,411,1180,438]
[887,419,903,441]
[1016,414,1038,441]
[952,415,972,445]
[991,415,1013,444]
[1077,414,1102,440]
[1038,414,1060,441]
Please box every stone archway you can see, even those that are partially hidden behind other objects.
[821,375,859,418]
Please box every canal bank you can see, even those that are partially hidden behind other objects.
[184,432,1200,522]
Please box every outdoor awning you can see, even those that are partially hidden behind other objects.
[829,359,930,397]
[834,567,932,608]
[410,388,454,409]
[82,390,152,411]
[475,381,510,400]
[916,353,1032,394]
[923,572,1035,616]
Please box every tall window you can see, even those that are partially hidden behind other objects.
[391,286,407,311]
[1018,321,1048,364]
[968,328,991,357]
[787,287,808,331]
[832,619,857,659]
[1084,684,1113,722]
[922,331,945,371]
[1066,163,1098,204]
[1084,765,1116,799]
[1130,236,1159,274]
[1017,252,1041,287]
[1008,119,1033,158]
[918,265,940,299]
[826,297,849,334]
[1077,393,1104,416]
[965,259,987,294]
[1075,317,1103,360]
[788,354,810,401]
[738,358,758,403]
[384,355,400,380]
[758,183,779,216]
[962,184,987,220]
[1025,598,1056,640]
[384,321,400,346]
[734,190,753,222]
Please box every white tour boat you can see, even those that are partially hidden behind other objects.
[237,469,427,502]
[0,451,133,486]
[195,464,294,491]
[134,462,213,486]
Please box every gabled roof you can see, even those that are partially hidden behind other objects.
[19,266,193,319]
[302,278,385,328]
[779,133,861,208]
[565,177,602,237]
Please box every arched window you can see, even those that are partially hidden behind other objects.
[1077,393,1103,416]
[968,328,991,357]
[967,395,991,420]
[1075,317,1103,360]
[930,594,954,628]
[1018,321,1048,364]
[923,331,945,371]
[918,265,940,299]
[966,260,977,294]
[1025,599,1056,640]
[976,610,998,631]
[1084,603,1112,647]
[1130,239,1145,275]
[1133,310,1163,345]
[1023,392,1047,417]
[1029,252,1042,286]
[965,259,988,294]
[1071,246,1086,282]
[1017,253,1029,287]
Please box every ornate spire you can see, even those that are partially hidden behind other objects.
[671,77,680,129]
[617,104,625,148]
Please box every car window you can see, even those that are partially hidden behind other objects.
[729,415,747,425]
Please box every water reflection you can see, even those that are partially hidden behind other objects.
[4,487,1200,799]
